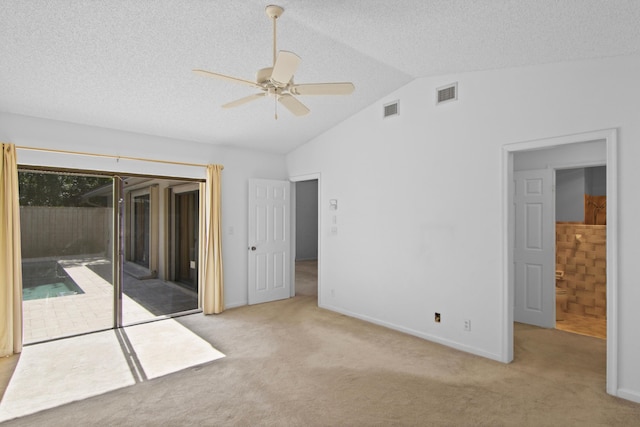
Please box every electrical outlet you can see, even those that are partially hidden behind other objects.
[434,313,441,323]
[464,319,471,332]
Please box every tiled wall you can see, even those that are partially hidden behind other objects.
[556,222,606,319]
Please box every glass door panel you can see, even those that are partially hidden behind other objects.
[19,171,114,344]
[121,180,198,325]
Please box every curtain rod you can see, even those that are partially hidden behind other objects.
[15,145,223,170]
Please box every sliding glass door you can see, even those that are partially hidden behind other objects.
[19,170,201,343]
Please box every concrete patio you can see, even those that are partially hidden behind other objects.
[22,257,198,344]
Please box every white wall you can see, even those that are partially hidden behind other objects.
[295,180,318,260]
[0,112,288,309]
[556,168,585,222]
[586,166,607,196]
[553,165,607,222]
[286,54,640,401]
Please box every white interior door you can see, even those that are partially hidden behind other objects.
[248,179,291,305]
[513,169,555,327]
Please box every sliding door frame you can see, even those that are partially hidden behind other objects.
[18,166,205,339]
[113,176,124,328]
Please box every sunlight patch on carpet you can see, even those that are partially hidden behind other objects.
[0,319,225,422]
[122,319,225,380]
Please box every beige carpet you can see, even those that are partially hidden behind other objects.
[1,295,639,426]
[0,319,224,422]
[295,259,318,296]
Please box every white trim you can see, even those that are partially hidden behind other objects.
[502,129,618,395]
[290,173,321,182]
[289,173,321,306]
[616,389,640,404]
[547,160,606,171]
[605,131,618,396]
[289,183,297,298]
[224,301,247,310]
[500,149,514,362]
[503,129,612,151]
[322,304,503,362]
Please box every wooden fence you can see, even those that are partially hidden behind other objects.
[20,206,111,259]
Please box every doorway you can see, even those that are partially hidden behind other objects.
[174,190,199,291]
[503,129,618,396]
[290,174,321,304]
[294,179,318,298]
[555,166,607,339]
[133,193,150,268]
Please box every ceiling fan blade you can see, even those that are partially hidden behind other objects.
[222,93,266,109]
[193,69,260,88]
[278,94,310,116]
[290,82,355,96]
[271,51,301,85]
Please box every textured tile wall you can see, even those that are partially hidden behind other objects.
[556,223,606,319]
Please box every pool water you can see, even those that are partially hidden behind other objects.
[23,282,82,300]
[22,261,85,301]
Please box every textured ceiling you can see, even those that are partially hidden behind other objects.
[1,0,639,154]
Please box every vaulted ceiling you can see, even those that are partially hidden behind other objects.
[2,1,639,153]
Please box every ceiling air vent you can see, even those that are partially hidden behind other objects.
[383,100,399,118]
[436,82,457,105]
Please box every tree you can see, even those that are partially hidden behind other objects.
[18,172,111,207]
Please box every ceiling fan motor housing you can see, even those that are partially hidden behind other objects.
[256,67,274,85]
[265,5,284,19]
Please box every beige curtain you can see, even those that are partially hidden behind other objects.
[201,164,224,314]
[0,143,23,356]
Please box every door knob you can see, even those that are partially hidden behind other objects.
[250,246,257,251]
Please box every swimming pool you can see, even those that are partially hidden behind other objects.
[22,261,85,301]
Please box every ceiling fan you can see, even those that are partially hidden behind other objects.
[193,4,355,119]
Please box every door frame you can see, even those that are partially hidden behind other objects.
[501,128,618,395]
[289,173,322,306]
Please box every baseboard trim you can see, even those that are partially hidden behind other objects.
[616,388,640,404]
[319,303,503,363]
[224,301,247,310]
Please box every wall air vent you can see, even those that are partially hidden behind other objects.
[383,100,399,118]
[436,82,457,105]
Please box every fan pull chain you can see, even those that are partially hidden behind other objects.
[275,95,278,120]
